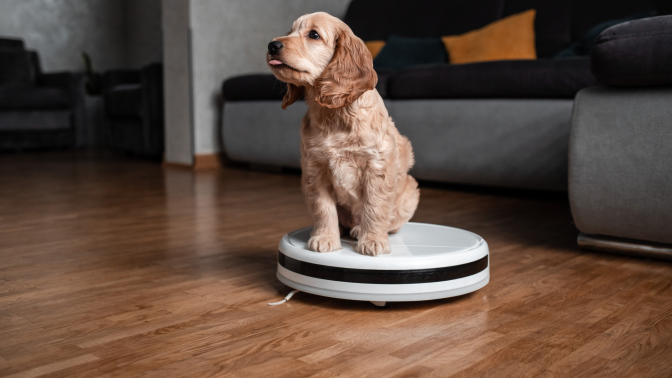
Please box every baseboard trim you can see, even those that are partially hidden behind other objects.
[578,232,672,261]
[162,154,222,170]
[193,153,221,170]
[162,160,192,169]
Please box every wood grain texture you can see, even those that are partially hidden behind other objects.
[1,151,671,378]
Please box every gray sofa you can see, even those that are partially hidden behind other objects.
[224,98,575,191]
[569,15,672,258]
[221,0,669,191]
[0,37,85,150]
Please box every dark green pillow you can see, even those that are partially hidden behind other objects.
[555,10,657,58]
[373,35,448,71]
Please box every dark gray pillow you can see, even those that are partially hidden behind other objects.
[591,15,672,87]
[555,10,657,59]
[373,36,447,71]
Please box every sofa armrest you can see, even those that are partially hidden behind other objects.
[569,86,672,245]
[591,15,672,87]
[38,71,76,88]
[140,63,164,125]
[37,71,87,147]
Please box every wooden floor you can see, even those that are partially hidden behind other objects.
[1,151,671,378]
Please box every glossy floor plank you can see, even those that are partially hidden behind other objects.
[1,151,671,378]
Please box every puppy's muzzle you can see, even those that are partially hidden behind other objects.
[268,41,283,55]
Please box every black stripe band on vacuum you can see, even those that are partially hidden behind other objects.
[278,252,488,285]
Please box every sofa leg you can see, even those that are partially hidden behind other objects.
[578,232,672,261]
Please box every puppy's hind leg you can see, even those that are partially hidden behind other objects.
[389,175,419,234]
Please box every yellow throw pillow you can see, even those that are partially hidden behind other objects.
[365,40,386,59]
[442,10,537,64]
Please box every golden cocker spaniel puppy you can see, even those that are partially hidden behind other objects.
[267,12,419,256]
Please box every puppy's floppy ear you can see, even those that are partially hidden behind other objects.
[282,83,304,110]
[314,29,377,109]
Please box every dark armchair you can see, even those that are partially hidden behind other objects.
[101,63,164,158]
[0,37,85,150]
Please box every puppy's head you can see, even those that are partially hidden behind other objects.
[267,12,377,110]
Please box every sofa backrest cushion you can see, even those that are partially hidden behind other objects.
[0,37,25,50]
[343,0,505,41]
[0,49,38,86]
[503,0,572,58]
[28,51,42,77]
[343,0,668,59]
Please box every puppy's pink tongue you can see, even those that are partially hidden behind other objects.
[268,60,283,65]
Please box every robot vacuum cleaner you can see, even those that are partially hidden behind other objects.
[276,222,489,306]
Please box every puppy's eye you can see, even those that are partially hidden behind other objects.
[308,30,320,40]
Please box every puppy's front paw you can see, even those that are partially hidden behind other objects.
[349,225,362,239]
[356,235,391,256]
[307,234,341,253]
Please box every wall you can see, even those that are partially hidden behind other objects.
[0,0,349,163]
[0,0,126,72]
[162,0,193,166]
[189,0,351,156]
[125,0,163,68]
[0,0,162,72]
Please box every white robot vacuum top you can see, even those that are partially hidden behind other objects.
[277,222,489,306]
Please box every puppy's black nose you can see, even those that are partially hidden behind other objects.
[268,41,283,55]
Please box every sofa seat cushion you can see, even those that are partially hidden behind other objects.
[388,58,597,99]
[591,15,672,87]
[105,84,143,119]
[223,72,393,101]
[0,85,71,109]
[0,110,72,131]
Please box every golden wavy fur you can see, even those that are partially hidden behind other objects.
[267,12,419,256]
